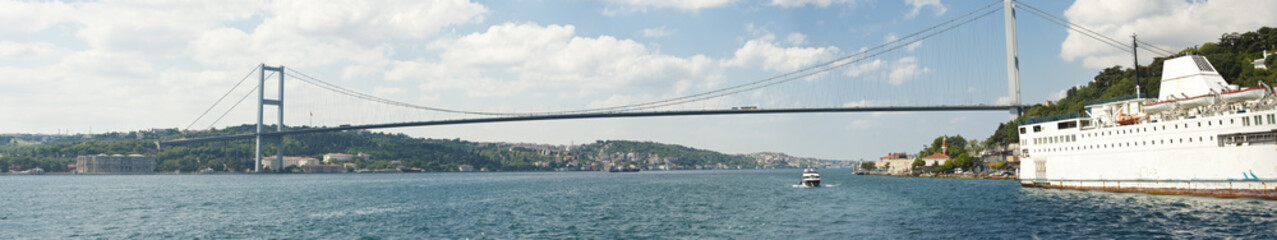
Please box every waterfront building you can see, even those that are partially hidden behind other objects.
[323,153,353,163]
[260,156,321,169]
[921,153,949,166]
[878,152,915,174]
[301,164,343,173]
[75,154,156,174]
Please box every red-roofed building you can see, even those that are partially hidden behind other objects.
[922,153,950,166]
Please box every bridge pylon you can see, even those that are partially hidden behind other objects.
[257,64,285,172]
[1003,0,1022,120]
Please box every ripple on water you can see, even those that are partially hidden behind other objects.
[2,171,1276,238]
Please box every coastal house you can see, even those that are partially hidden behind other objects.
[1253,50,1273,69]
[922,153,950,166]
[301,164,343,173]
[878,152,915,174]
[75,154,156,174]
[261,156,321,169]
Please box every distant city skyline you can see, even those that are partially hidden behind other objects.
[1,0,1273,160]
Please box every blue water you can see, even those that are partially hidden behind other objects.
[3,169,1275,239]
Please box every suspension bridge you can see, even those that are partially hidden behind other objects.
[161,0,1176,172]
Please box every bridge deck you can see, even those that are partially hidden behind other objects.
[162,105,1021,145]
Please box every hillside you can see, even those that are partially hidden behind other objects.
[0,125,847,173]
[986,26,1277,147]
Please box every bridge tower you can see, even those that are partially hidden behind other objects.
[1003,0,1021,120]
[257,64,285,172]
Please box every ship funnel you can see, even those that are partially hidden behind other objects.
[1158,55,1231,101]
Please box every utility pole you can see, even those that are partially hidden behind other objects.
[1132,34,1140,98]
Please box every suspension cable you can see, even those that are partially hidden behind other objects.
[616,6,1005,112]
[186,65,261,130]
[283,0,1005,116]
[1016,0,1174,57]
[207,72,273,129]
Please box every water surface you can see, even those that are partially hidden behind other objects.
[3,170,1275,239]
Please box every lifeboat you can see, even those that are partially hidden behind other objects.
[1176,95,1216,108]
[1141,101,1175,114]
[1116,114,1141,125]
[1220,86,1269,103]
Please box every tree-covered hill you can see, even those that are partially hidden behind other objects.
[0,125,843,173]
[986,26,1277,148]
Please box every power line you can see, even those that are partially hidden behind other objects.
[1016,0,1175,57]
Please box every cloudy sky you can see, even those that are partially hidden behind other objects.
[2,0,1273,160]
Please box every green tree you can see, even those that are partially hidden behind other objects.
[860,161,876,171]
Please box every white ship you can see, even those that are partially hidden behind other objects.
[801,169,821,187]
[1017,55,1277,197]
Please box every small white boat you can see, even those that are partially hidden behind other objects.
[801,169,821,187]
[1141,101,1175,114]
[1220,87,1269,103]
[1177,95,1216,108]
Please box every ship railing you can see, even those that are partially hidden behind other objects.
[1085,93,1159,106]
[1020,112,1080,125]
[1218,130,1277,147]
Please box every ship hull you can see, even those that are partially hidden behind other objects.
[1019,109,1277,198]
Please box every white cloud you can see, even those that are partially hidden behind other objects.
[0,1,75,40]
[72,1,264,57]
[887,57,928,85]
[996,96,1011,105]
[725,34,839,72]
[770,0,861,8]
[640,26,677,38]
[904,0,946,19]
[267,0,487,45]
[841,100,876,107]
[393,23,723,99]
[0,41,60,59]
[1061,0,1277,68]
[602,0,734,16]
[843,59,885,77]
[786,33,808,46]
[884,33,923,51]
[841,56,928,85]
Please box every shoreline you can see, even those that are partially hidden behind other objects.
[863,172,1277,200]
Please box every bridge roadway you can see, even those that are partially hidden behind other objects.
[161,105,1021,145]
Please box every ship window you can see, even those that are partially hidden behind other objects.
[1243,117,1250,126]
[1033,126,1042,132]
[1197,122,1201,127]
[1269,114,1275,124]
[1020,127,1026,134]
[1200,137,1203,142]
[1255,116,1262,125]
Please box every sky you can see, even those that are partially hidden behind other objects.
[1,0,1274,160]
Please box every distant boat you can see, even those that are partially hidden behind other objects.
[801,169,821,187]
[609,166,640,173]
